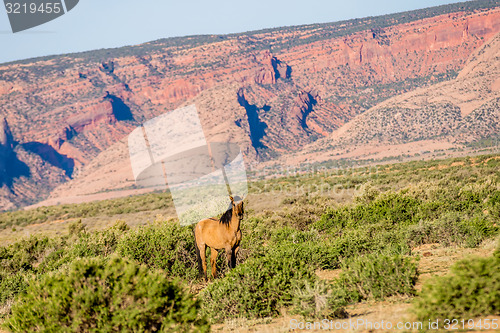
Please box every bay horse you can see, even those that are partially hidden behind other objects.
[194,196,244,280]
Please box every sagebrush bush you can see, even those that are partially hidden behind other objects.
[4,257,209,332]
[489,190,500,218]
[201,245,316,321]
[354,183,380,204]
[414,252,500,322]
[0,221,131,310]
[291,280,348,320]
[267,227,344,269]
[314,180,498,252]
[70,227,124,258]
[314,192,423,232]
[0,273,29,308]
[67,219,86,236]
[404,211,497,248]
[117,220,198,280]
[38,221,129,273]
[0,235,61,311]
[335,252,419,302]
[0,235,53,274]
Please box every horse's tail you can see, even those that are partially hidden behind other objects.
[193,227,204,277]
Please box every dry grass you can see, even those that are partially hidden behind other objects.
[0,208,177,245]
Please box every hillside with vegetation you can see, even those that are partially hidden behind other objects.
[0,154,498,331]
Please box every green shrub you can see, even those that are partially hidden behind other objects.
[71,234,106,257]
[70,226,124,258]
[405,212,497,248]
[354,183,380,204]
[67,219,86,236]
[4,257,209,332]
[314,192,423,232]
[291,280,348,320]
[0,236,63,309]
[0,272,29,308]
[40,221,130,273]
[237,216,272,261]
[117,220,198,281]
[414,253,500,322]
[0,222,132,307]
[267,227,344,269]
[35,248,72,274]
[489,190,500,218]
[270,226,321,244]
[201,245,316,321]
[335,252,419,302]
[296,228,409,270]
[0,235,52,274]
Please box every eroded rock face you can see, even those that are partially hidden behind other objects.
[252,51,292,85]
[293,90,319,130]
[0,118,13,149]
[237,88,267,150]
[297,31,500,160]
[1,8,498,154]
[66,100,115,133]
[0,118,15,186]
[0,118,29,189]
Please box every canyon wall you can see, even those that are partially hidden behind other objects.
[0,3,499,208]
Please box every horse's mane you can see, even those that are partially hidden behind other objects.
[219,206,233,226]
[219,196,242,226]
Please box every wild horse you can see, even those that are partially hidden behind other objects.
[194,196,244,280]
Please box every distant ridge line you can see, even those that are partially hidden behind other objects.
[1,0,499,66]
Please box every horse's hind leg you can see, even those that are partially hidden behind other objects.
[231,246,239,268]
[196,242,207,281]
[225,248,233,271]
[194,228,207,281]
[210,248,219,279]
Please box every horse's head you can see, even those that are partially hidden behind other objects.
[230,196,244,220]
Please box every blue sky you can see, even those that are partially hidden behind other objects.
[0,0,468,64]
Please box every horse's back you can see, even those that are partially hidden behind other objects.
[195,217,218,235]
[195,218,224,248]
[195,217,240,250]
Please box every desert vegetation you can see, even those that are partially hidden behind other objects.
[0,154,499,331]
[414,245,500,325]
[0,191,172,229]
